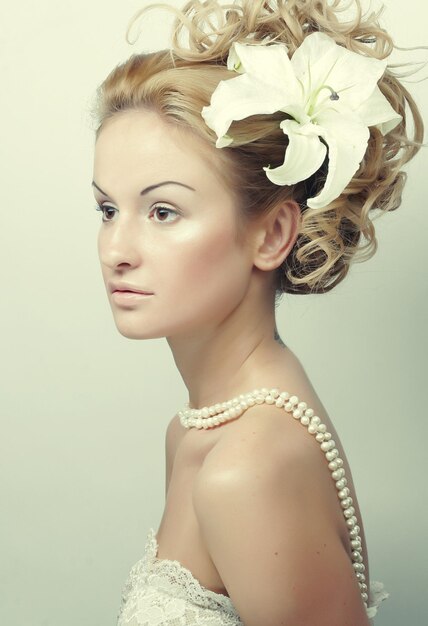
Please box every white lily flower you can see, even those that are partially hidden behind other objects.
[201,32,402,209]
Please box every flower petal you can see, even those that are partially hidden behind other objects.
[201,70,298,145]
[202,42,305,144]
[356,85,402,135]
[227,44,245,73]
[229,42,301,100]
[306,107,369,209]
[264,119,327,185]
[291,32,388,113]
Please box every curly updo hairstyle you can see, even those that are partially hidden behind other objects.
[90,0,425,300]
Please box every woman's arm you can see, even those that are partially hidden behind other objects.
[193,410,370,626]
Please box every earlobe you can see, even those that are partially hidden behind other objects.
[252,200,301,272]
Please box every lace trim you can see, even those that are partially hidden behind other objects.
[147,528,243,619]
[367,580,390,619]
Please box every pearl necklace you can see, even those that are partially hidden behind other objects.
[178,387,369,609]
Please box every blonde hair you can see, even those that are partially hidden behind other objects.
[90,0,425,298]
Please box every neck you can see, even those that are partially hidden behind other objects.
[166,279,289,409]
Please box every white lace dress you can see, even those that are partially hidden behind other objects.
[117,526,389,625]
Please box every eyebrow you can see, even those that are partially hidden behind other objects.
[91,180,196,197]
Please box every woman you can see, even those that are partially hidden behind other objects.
[90,1,424,624]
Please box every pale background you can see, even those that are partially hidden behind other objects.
[1,1,427,624]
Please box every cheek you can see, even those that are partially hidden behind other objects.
[163,224,251,319]
[97,232,108,278]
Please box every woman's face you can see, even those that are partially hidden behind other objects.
[93,109,256,340]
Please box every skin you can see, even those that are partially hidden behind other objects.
[93,108,371,624]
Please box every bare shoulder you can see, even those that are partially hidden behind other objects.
[192,405,370,626]
[196,402,328,484]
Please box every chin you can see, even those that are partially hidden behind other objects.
[113,320,164,340]
[116,326,156,340]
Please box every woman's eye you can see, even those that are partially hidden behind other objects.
[151,205,179,223]
[94,203,179,223]
[95,203,116,222]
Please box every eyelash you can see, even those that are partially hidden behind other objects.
[94,203,179,223]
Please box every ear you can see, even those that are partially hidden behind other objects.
[251,200,301,272]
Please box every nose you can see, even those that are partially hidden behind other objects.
[98,216,142,271]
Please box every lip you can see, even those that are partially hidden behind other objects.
[109,282,154,295]
[111,291,154,306]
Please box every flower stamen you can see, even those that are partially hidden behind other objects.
[307,84,340,116]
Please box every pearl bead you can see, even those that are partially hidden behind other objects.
[311,416,321,426]
[332,468,345,480]
[305,408,315,418]
[326,449,339,461]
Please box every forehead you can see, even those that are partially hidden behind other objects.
[94,109,222,185]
